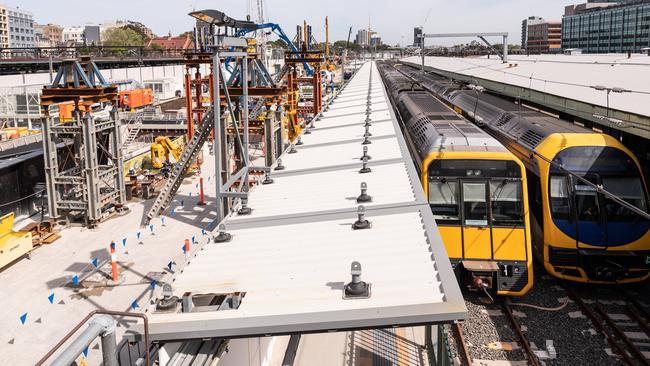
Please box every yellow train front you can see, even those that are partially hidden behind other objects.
[380,65,533,295]
[443,85,650,284]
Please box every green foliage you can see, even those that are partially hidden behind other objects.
[268,39,290,49]
[103,27,146,47]
[149,43,164,51]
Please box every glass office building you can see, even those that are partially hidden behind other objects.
[562,0,650,53]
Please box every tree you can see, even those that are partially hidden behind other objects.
[103,27,145,47]
[268,39,290,49]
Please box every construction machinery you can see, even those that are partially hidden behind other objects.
[0,212,33,270]
[119,88,153,111]
[325,16,336,72]
[150,137,182,169]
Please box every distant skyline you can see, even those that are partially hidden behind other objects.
[7,0,580,46]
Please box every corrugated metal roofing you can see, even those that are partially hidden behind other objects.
[128,61,466,342]
[403,55,650,117]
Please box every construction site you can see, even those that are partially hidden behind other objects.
[3,1,650,366]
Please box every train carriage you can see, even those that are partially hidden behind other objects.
[378,63,534,295]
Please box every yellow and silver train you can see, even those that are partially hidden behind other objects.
[397,64,650,284]
[379,63,533,296]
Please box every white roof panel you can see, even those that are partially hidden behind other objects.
[403,54,650,117]
[127,61,466,342]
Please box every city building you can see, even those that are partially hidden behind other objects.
[355,29,369,46]
[370,34,382,47]
[6,5,35,48]
[83,25,100,45]
[562,0,650,53]
[527,21,562,53]
[34,23,63,47]
[62,26,84,45]
[0,5,8,48]
[146,33,192,50]
[521,16,544,49]
[413,27,423,47]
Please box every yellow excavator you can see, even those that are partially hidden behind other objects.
[151,136,182,169]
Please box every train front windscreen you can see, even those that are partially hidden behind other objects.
[548,146,650,247]
[428,159,524,228]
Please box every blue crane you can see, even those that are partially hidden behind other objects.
[226,22,313,76]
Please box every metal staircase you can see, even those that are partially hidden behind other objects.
[123,123,142,147]
[145,110,214,224]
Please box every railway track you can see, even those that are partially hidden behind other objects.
[561,283,650,366]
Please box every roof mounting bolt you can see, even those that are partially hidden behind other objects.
[359,157,372,174]
[344,261,370,299]
[364,124,372,137]
[356,182,372,203]
[362,135,371,145]
[275,158,285,171]
[238,197,252,215]
[360,145,372,161]
[353,205,371,230]
[262,171,274,185]
[214,223,232,243]
[156,282,178,311]
[288,144,297,154]
[296,136,303,146]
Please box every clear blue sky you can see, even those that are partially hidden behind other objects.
[9,0,578,45]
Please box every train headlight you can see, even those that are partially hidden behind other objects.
[466,170,473,176]
[474,170,481,176]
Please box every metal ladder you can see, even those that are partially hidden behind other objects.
[123,124,141,147]
[145,110,214,224]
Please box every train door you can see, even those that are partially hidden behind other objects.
[461,181,492,259]
[572,175,607,249]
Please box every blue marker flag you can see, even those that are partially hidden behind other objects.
[122,238,127,247]
[182,244,186,253]
[136,231,141,240]
[149,224,154,233]
[191,236,195,244]
[201,228,205,236]
[167,261,173,270]
[131,300,138,310]
[83,346,89,357]
[19,313,27,324]
[48,293,54,304]
[91,258,98,268]
[72,275,79,285]
[171,208,175,216]
[150,280,156,289]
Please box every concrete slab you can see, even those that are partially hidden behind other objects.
[0,144,218,365]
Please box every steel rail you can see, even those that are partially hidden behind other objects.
[451,322,473,366]
[502,298,541,366]
[595,303,650,366]
[561,283,635,366]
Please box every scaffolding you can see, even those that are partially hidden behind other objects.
[39,57,126,227]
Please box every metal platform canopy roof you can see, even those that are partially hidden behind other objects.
[126,61,466,342]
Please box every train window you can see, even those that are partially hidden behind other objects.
[490,180,524,226]
[462,182,488,226]
[550,175,571,221]
[428,179,459,222]
[575,183,600,222]
[602,177,648,222]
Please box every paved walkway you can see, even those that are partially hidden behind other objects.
[0,145,217,365]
